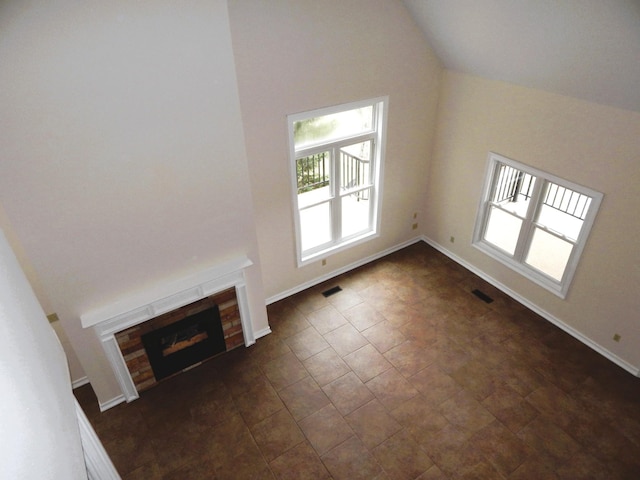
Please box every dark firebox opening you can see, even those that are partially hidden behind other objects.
[141,305,226,381]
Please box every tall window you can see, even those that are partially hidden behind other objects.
[288,97,387,266]
[473,153,603,298]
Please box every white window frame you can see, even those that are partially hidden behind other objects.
[288,97,388,267]
[472,152,603,298]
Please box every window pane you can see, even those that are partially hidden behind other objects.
[492,164,536,217]
[294,106,374,148]
[300,203,331,251]
[297,151,331,209]
[537,183,591,241]
[341,188,371,238]
[484,206,522,255]
[340,141,371,192]
[525,228,573,281]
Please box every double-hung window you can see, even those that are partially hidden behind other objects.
[473,152,603,298]
[288,97,387,266]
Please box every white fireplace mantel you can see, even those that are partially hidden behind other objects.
[81,256,256,408]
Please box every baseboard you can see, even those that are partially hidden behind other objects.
[422,236,640,377]
[266,236,423,305]
[99,394,127,412]
[254,327,272,340]
[72,375,89,390]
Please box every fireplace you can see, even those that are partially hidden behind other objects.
[81,256,270,410]
[114,287,244,393]
[142,302,225,380]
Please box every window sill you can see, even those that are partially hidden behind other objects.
[472,241,568,299]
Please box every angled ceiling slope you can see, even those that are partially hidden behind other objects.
[403,0,640,113]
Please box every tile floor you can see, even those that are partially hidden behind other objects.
[75,241,640,479]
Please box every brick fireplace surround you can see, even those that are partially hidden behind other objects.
[115,287,243,393]
[81,256,263,411]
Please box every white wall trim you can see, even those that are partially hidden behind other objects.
[99,395,126,413]
[72,376,89,390]
[422,236,640,377]
[75,398,120,479]
[266,237,422,305]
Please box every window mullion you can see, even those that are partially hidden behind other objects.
[331,146,341,243]
[513,179,545,261]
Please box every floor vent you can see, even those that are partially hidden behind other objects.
[472,289,494,303]
[322,286,342,297]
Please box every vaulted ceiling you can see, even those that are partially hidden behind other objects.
[402,0,640,113]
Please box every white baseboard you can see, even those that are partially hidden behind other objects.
[72,376,90,390]
[266,236,423,305]
[99,394,127,413]
[254,327,272,340]
[422,236,640,377]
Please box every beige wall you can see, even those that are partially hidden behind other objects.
[425,71,640,370]
[228,0,442,299]
[0,0,268,405]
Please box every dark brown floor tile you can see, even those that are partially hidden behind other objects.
[555,451,612,480]
[397,316,442,346]
[261,351,308,391]
[391,394,449,444]
[285,327,329,361]
[122,461,163,480]
[233,376,284,426]
[290,287,329,315]
[343,302,386,331]
[344,343,393,382]
[508,458,559,480]
[481,384,540,433]
[490,357,546,397]
[373,302,423,328]
[470,419,532,477]
[450,359,505,401]
[424,438,487,479]
[278,375,330,421]
[326,287,364,312]
[298,404,354,455]
[373,429,433,480]
[384,340,435,377]
[346,399,403,449]
[323,322,369,357]
[517,415,581,468]
[525,383,584,429]
[366,367,419,411]
[302,346,350,387]
[409,364,462,406]
[322,371,375,415]
[306,304,348,334]
[361,320,406,353]
[416,465,448,480]
[248,331,293,363]
[161,453,219,480]
[269,441,331,480]
[250,408,305,462]
[321,436,383,480]
[438,390,496,436]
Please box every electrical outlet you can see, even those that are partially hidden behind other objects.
[450,236,455,243]
[613,333,621,342]
[412,223,418,230]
